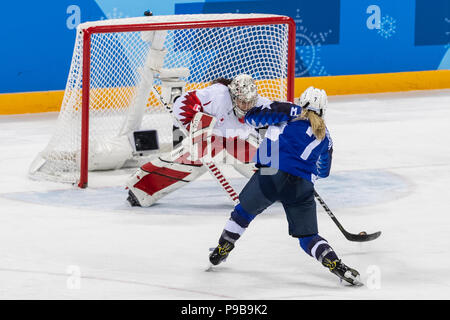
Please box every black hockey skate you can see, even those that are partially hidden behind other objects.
[126,190,141,207]
[209,241,234,266]
[323,258,362,286]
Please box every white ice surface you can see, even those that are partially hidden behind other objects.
[0,90,449,299]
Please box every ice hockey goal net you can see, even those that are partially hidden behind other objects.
[29,13,296,187]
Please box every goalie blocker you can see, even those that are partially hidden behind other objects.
[126,112,258,207]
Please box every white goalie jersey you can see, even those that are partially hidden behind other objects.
[173,83,271,140]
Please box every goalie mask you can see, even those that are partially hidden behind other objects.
[228,74,258,120]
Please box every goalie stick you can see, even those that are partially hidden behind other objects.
[314,191,381,242]
[151,86,240,204]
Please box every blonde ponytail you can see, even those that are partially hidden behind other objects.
[298,109,326,140]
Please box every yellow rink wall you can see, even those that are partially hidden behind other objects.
[0,70,449,115]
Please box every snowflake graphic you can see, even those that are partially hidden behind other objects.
[377,15,397,39]
[100,8,130,20]
[294,9,331,77]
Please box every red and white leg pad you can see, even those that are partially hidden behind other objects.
[125,156,207,207]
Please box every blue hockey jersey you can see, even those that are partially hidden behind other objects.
[245,102,333,183]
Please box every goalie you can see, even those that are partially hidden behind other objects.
[125,74,272,207]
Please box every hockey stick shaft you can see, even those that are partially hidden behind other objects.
[152,86,240,205]
[314,191,346,232]
[314,191,381,242]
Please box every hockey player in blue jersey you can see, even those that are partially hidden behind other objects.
[209,86,361,285]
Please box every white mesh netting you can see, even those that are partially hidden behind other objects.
[29,14,292,185]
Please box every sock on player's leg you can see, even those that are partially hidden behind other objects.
[298,234,361,285]
[299,234,339,263]
[209,204,256,265]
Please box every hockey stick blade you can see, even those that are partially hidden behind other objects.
[314,191,381,242]
[343,230,382,242]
